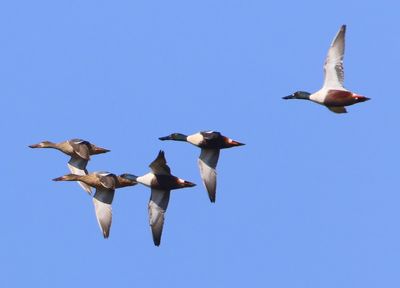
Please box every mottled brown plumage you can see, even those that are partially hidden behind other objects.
[53,172,136,238]
[29,139,110,194]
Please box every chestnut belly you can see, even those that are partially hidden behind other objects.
[324,90,357,107]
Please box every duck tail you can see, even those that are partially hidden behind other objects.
[91,145,111,154]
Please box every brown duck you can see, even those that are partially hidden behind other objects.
[29,139,110,194]
[53,172,136,238]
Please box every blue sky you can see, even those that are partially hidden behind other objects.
[2,0,400,287]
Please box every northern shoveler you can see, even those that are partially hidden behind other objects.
[283,25,370,113]
[159,131,244,203]
[120,150,195,246]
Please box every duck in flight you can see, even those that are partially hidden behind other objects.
[53,172,136,238]
[283,25,370,113]
[121,151,195,246]
[159,131,244,203]
[29,139,110,194]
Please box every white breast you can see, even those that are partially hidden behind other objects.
[309,89,327,104]
[136,173,155,187]
[186,133,204,146]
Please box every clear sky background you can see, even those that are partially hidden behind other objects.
[1,0,400,287]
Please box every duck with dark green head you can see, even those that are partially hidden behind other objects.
[121,150,195,246]
[159,131,244,203]
[159,133,188,142]
[282,25,370,113]
[283,91,311,100]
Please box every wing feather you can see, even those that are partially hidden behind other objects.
[148,189,170,246]
[323,25,346,89]
[198,149,220,203]
[69,140,91,160]
[149,151,171,175]
[67,156,91,194]
[327,106,347,113]
[93,188,115,238]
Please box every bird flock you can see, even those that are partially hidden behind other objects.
[30,132,244,246]
[29,25,369,246]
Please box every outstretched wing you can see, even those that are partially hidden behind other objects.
[69,139,91,160]
[67,156,91,194]
[327,106,347,114]
[323,25,346,89]
[148,189,170,246]
[201,131,222,140]
[198,148,220,203]
[149,150,171,175]
[97,173,116,190]
[93,187,115,238]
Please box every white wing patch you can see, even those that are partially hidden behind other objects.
[93,187,115,239]
[93,197,112,239]
[148,189,170,246]
[323,25,346,89]
[198,149,220,203]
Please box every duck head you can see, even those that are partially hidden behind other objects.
[283,91,311,100]
[159,133,188,142]
[29,141,56,148]
[52,174,82,181]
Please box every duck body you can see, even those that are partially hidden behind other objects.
[121,151,195,246]
[283,25,370,113]
[135,173,195,191]
[29,139,110,158]
[29,139,110,194]
[308,88,369,113]
[53,171,136,238]
[159,131,244,203]
[187,131,243,149]
[55,172,135,190]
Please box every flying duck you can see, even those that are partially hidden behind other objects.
[53,172,136,238]
[29,139,110,194]
[159,131,244,203]
[283,25,370,113]
[121,150,195,246]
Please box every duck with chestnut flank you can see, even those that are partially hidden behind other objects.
[159,131,244,203]
[53,172,136,238]
[283,25,370,113]
[121,150,195,246]
[29,139,110,194]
